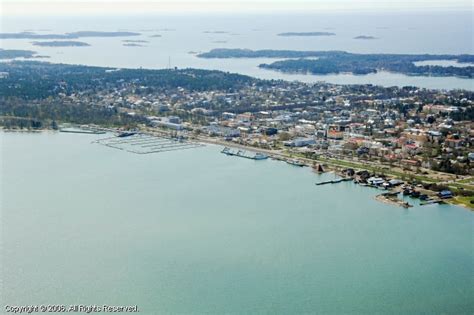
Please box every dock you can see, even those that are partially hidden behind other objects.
[420,199,444,206]
[376,192,412,208]
[315,178,352,185]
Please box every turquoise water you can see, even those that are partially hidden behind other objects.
[1,132,473,314]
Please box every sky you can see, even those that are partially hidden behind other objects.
[1,0,472,16]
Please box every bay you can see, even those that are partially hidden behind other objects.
[2,132,473,314]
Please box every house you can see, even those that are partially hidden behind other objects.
[438,190,453,199]
[283,137,316,147]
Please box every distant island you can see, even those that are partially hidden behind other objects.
[204,31,229,34]
[0,48,46,59]
[354,35,378,40]
[123,43,145,47]
[197,49,474,78]
[277,32,336,37]
[0,31,141,40]
[31,41,90,47]
[122,40,149,43]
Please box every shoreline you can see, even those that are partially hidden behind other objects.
[2,127,473,211]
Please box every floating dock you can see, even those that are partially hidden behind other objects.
[93,133,204,154]
[221,147,268,160]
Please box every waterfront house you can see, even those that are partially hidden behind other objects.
[438,190,453,199]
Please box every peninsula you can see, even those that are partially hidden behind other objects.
[0,48,44,59]
[197,49,474,78]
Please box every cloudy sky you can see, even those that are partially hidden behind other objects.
[2,0,472,16]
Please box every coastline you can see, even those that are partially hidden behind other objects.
[2,127,473,211]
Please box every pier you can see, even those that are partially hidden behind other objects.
[315,178,352,185]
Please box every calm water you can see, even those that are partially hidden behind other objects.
[1,12,473,90]
[2,132,473,314]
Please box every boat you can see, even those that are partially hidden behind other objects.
[253,153,269,160]
[287,159,305,167]
[117,131,137,138]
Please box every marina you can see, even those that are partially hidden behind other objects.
[93,133,204,154]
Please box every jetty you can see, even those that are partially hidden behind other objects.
[376,192,412,208]
[420,199,444,206]
[315,177,352,185]
[221,147,268,160]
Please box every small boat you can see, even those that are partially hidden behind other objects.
[254,153,268,160]
[117,131,137,138]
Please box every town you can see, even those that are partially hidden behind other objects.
[1,61,473,208]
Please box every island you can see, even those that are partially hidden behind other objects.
[0,31,141,39]
[277,32,336,37]
[204,31,229,34]
[122,40,149,43]
[0,48,44,59]
[31,41,90,47]
[123,43,145,47]
[354,35,378,40]
[197,49,474,78]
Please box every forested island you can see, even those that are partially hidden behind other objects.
[354,35,378,40]
[0,48,46,59]
[123,43,145,47]
[0,31,141,39]
[277,32,336,36]
[122,40,149,43]
[198,49,474,78]
[31,41,90,47]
